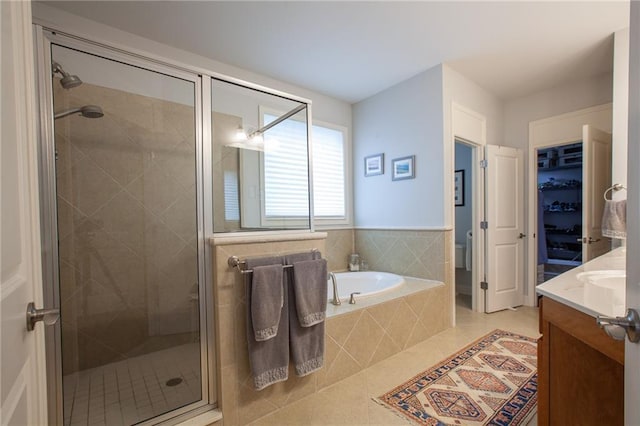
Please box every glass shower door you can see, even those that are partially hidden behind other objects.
[49,43,204,425]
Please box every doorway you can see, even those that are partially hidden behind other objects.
[536,142,584,283]
[454,140,475,310]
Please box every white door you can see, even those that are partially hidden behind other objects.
[581,124,612,261]
[626,3,640,423]
[485,145,525,313]
[1,1,48,424]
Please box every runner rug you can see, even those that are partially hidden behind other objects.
[375,329,537,426]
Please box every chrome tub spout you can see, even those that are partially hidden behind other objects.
[329,272,341,305]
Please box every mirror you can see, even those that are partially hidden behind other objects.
[211,78,310,233]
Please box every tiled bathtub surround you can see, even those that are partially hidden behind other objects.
[324,229,354,272]
[212,231,452,425]
[355,229,449,282]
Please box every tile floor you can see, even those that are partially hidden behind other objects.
[63,342,202,425]
[247,295,540,426]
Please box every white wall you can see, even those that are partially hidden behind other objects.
[32,3,352,129]
[353,66,444,228]
[454,143,473,243]
[613,28,630,198]
[442,65,504,228]
[503,72,613,151]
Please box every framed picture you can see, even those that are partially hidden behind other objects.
[364,153,384,176]
[454,169,465,206]
[392,155,415,181]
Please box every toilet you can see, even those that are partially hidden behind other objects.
[455,230,473,270]
[455,244,466,269]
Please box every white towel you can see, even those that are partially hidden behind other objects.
[601,200,626,239]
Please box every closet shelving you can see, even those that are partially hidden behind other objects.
[538,143,583,268]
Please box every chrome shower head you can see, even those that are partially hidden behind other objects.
[52,61,83,89]
[54,105,104,120]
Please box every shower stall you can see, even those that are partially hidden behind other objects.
[36,32,213,425]
[35,21,311,424]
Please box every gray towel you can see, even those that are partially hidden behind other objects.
[251,264,284,341]
[292,259,328,327]
[285,252,325,377]
[602,199,627,239]
[245,256,289,390]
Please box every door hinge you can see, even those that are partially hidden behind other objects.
[480,159,488,168]
[480,281,488,290]
[480,221,488,230]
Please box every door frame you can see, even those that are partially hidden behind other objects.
[453,139,482,313]
[526,104,613,306]
[450,103,486,316]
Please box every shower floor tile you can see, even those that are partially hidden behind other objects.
[63,342,201,426]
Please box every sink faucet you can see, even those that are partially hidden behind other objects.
[329,272,341,305]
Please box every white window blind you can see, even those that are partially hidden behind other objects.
[223,170,240,221]
[263,112,346,219]
[312,125,345,217]
[263,114,310,217]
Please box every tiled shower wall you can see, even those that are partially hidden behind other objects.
[55,81,199,373]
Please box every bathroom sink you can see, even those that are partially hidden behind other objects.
[577,270,626,317]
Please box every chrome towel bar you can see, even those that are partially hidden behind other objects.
[227,249,319,275]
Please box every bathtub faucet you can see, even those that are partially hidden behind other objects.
[329,272,341,306]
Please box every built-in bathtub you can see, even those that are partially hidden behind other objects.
[318,270,447,391]
[326,271,443,318]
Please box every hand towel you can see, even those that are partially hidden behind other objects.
[292,259,328,327]
[285,252,325,377]
[245,256,289,390]
[251,264,284,341]
[601,199,627,239]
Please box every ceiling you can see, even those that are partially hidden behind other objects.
[43,1,629,103]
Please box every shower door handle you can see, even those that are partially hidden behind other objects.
[26,302,60,331]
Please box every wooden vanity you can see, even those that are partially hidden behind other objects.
[536,247,626,426]
[537,296,624,425]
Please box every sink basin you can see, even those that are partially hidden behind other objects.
[577,270,626,317]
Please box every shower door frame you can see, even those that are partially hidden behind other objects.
[34,27,216,425]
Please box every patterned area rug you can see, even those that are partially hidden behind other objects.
[376,329,537,426]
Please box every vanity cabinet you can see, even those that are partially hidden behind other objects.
[537,296,624,426]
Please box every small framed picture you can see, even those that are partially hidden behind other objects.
[391,155,415,181]
[364,153,384,177]
[454,169,465,206]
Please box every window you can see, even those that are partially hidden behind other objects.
[263,111,348,223]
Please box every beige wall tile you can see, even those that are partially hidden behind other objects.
[324,229,354,272]
[369,333,402,366]
[316,349,360,390]
[342,311,384,368]
[386,299,418,349]
[325,311,361,346]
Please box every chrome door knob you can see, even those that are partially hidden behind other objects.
[596,308,640,343]
[26,302,60,331]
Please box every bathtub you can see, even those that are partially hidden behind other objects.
[327,271,404,300]
[325,271,443,318]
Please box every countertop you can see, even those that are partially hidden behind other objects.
[536,247,627,318]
